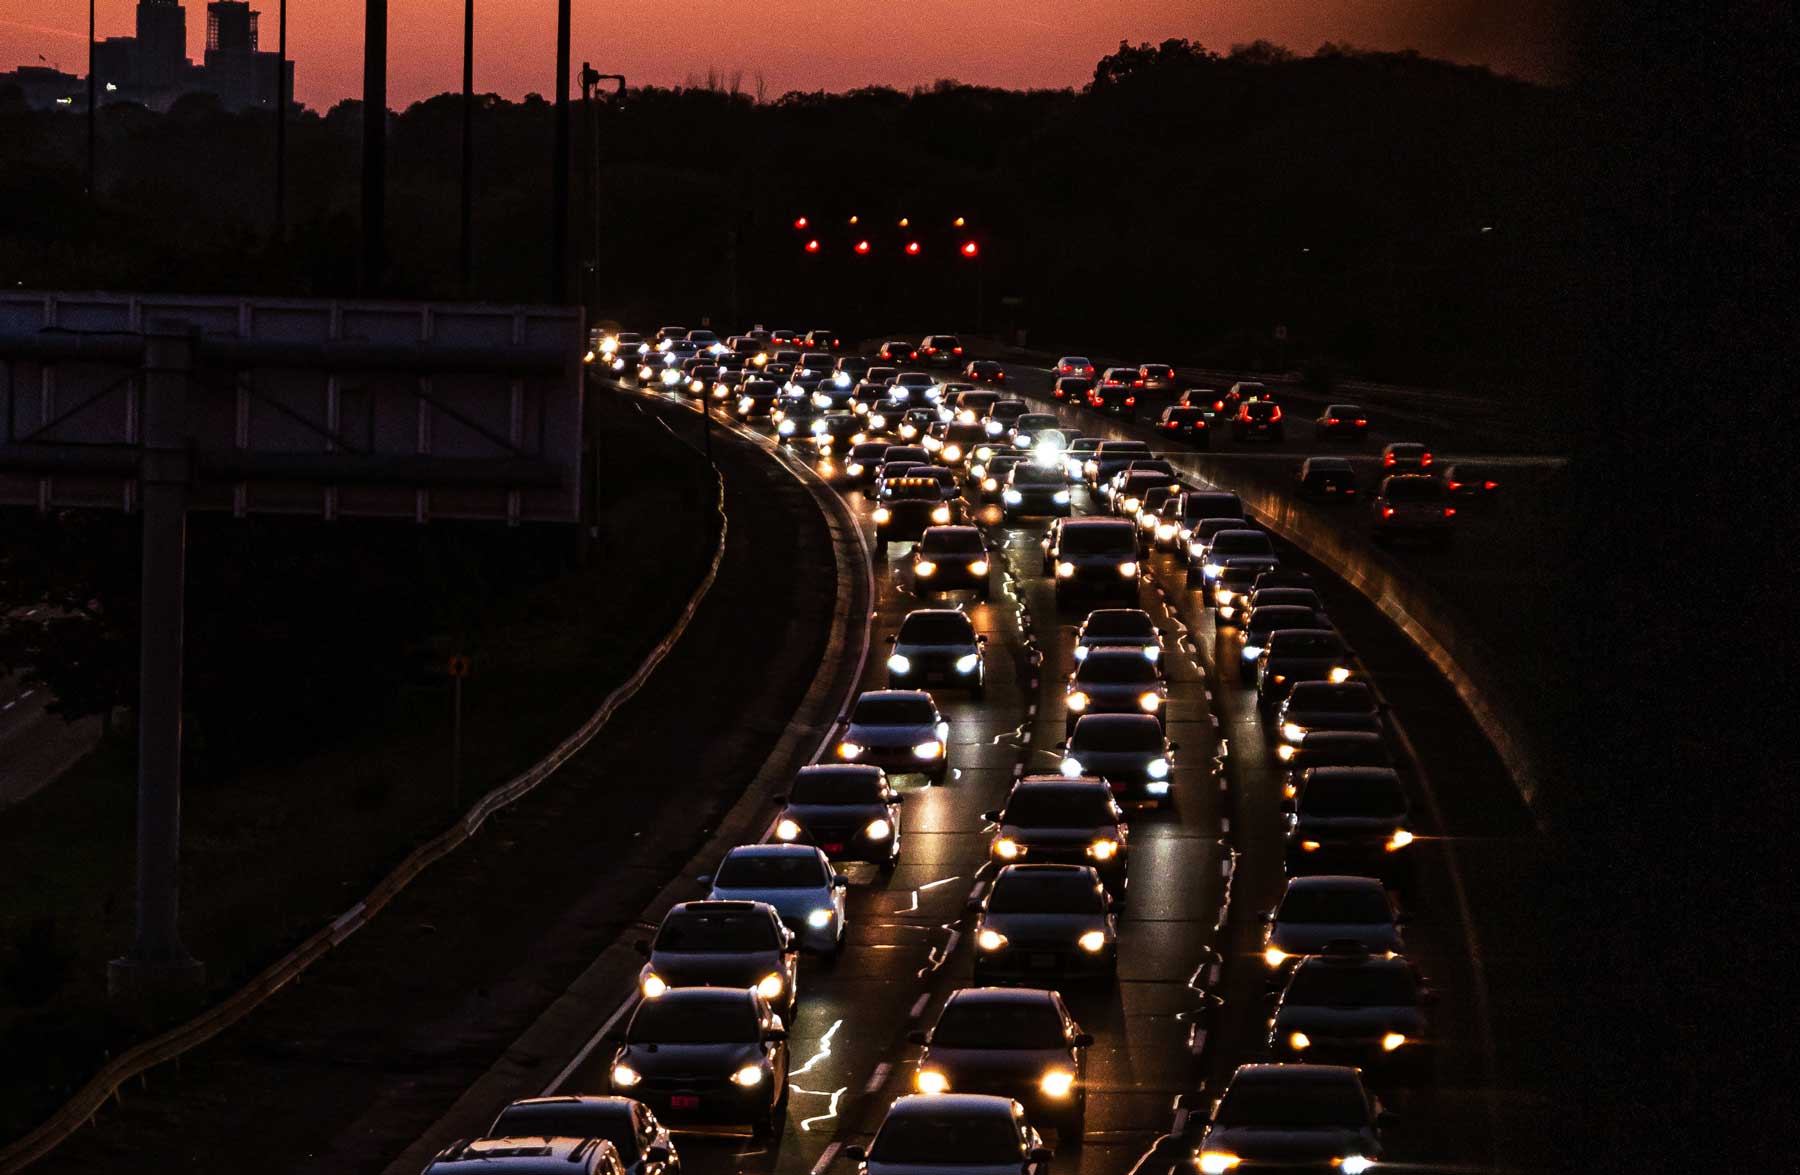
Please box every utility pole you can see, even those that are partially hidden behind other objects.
[274,0,287,236]
[549,0,570,304]
[86,0,95,199]
[459,0,474,297]
[360,0,388,294]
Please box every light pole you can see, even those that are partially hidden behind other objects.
[360,0,387,293]
[459,0,474,296]
[274,0,286,237]
[549,0,570,304]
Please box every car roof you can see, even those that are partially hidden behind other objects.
[994,863,1101,883]
[944,985,1062,1009]
[430,1137,619,1172]
[904,607,973,622]
[796,763,885,781]
[856,688,935,704]
[1071,713,1161,732]
[885,1093,1018,1118]
[1301,765,1402,785]
[1012,776,1114,794]
[1080,645,1159,663]
[1284,874,1388,895]
[669,898,776,916]
[1304,457,1354,471]
[721,843,825,860]
[1228,1063,1363,1088]
[1061,516,1136,530]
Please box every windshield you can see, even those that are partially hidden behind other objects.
[945,424,987,443]
[1384,478,1445,501]
[492,1107,637,1160]
[1183,494,1242,520]
[1011,466,1065,485]
[1074,655,1158,684]
[1212,532,1274,557]
[1269,632,1344,656]
[1278,886,1392,924]
[654,908,778,951]
[1166,409,1207,422]
[1217,1079,1367,1128]
[1097,443,1151,457]
[921,530,984,554]
[715,853,829,889]
[1059,524,1135,555]
[1071,720,1161,752]
[1301,773,1406,817]
[1083,611,1153,639]
[886,483,939,501]
[1018,415,1057,430]
[1003,788,1114,827]
[853,695,937,725]
[870,1111,1020,1164]
[628,994,760,1043]
[898,613,975,643]
[790,771,884,804]
[1142,366,1173,378]
[897,374,933,387]
[1288,683,1376,712]
[1247,607,1320,634]
[933,998,1068,1047]
[1287,964,1417,1006]
[987,872,1106,915]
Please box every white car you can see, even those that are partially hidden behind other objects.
[705,844,848,954]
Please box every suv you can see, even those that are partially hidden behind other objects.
[1232,399,1285,442]
[1371,475,1453,544]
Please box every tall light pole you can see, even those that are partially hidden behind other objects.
[549,0,570,304]
[360,0,387,294]
[273,0,286,236]
[459,0,474,296]
[86,0,95,199]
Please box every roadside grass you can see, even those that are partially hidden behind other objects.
[0,396,717,1141]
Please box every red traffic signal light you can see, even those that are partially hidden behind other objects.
[854,239,871,254]
[960,241,979,257]
[794,216,808,230]
[905,241,921,255]
[804,239,821,253]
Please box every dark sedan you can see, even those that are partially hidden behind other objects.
[773,763,903,869]
[911,987,1094,1136]
[486,1096,678,1175]
[1283,766,1416,885]
[606,987,790,1138]
[1196,1063,1394,1174]
[1058,713,1174,804]
[984,776,1129,891]
[1268,950,1433,1077]
[969,866,1118,989]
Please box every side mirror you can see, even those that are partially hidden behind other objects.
[633,939,651,956]
[843,1145,866,1162]
[1028,1146,1054,1164]
[907,1028,929,1045]
[1053,740,1067,751]
[697,874,713,888]
[645,1145,672,1164]
[981,809,1001,823]
[1073,1031,1095,1047]
[765,1027,788,1042]
[885,634,897,644]
[1376,1109,1400,1129]
[833,874,850,888]
[890,793,906,804]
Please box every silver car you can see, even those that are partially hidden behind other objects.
[705,844,848,954]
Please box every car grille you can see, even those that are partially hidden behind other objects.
[641,1075,730,1092]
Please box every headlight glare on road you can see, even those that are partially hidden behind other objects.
[641,973,667,998]
[976,928,1007,951]
[1056,561,1076,578]
[732,1063,766,1087]
[1067,691,1089,712]
[838,741,865,760]
[611,1063,641,1087]
[807,908,833,929]
[916,1069,950,1094]
[956,653,980,674]
[1060,757,1084,777]
[1138,691,1162,711]
[994,837,1020,859]
[866,817,892,839]
[757,972,784,1000]
[1040,1068,1077,1097]
[1198,1153,1241,1175]
[887,653,910,674]
[913,740,944,759]
[776,818,801,841]
[1077,930,1107,954]
[1118,561,1138,577]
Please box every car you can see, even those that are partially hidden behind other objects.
[769,329,802,348]
[983,775,1129,891]
[1084,440,1154,489]
[836,689,951,782]
[964,359,1008,385]
[1133,486,1181,543]
[1009,412,1060,447]
[972,455,1026,501]
[424,1137,627,1175]
[1442,462,1500,507]
[1052,375,1093,405]
[856,366,900,403]
[635,900,797,1016]
[1063,646,1166,733]
[1176,387,1216,409]
[1261,875,1404,974]
[1315,403,1370,440]
[1274,680,1382,745]
[1268,949,1434,1075]
[1252,568,1315,593]
[888,371,941,407]
[1232,399,1285,442]
[1370,474,1454,544]
[771,394,827,442]
[606,987,790,1138]
[733,381,782,419]
[886,608,987,697]
[1041,517,1141,605]
[705,844,849,953]
[1062,437,1103,480]
[761,360,795,382]
[1275,729,1395,778]
[1089,368,1140,416]
[1156,406,1212,447]
[1379,441,1433,473]
[911,993,1095,1133]
[983,400,1029,439]
[811,410,869,452]
[844,1094,1052,1175]
[1151,496,1189,550]
[1231,585,1326,632]
[894,407,937,442]
[1073,608,1162,664]
[804,328,840,351]
[1002,463,1074,522]
[920,334,964,366]
[1235,607,1333,683]
[843,441,891,486]
[1137,363,1178,395]
[709,367,751,403]
[1195,1063,1394,1174]
[876,443,932,481]
[1283,766,1416,885]
[912,526,993,599]
[1058,713,1175,804]
[873,478,962,550]
[1257,629,1355,710]
[1172,490,1245,547]
[652,325,688,347]
[1192,527,1276,593]
[1109,469,1182,520]
[1296,456,1359,500]
[681,360,719,392]
[1208,557,1281,618]
[773,764,903,870]
[879,340,920,365]
[926,421,989,468]
[485,1097,678,1175]
[944,389,1002,425]
[968,867,1118,990]
[685,328,719,346]
[1054,356,1096,379]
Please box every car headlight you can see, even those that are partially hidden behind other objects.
[943,445,962,462]
[1003,489,1023,505]
[1276,744,1297,761]
[1282,723,1306,743]
[1289,1031,1311,1050]
[599,339,618,353]
[641,973,667,998]
[976,928,1007,951]
[1052,489,1071,505]
[916,1069,950,1094]
[1156,524,1176,540]
[1242,645,1263,661]
[776,818,801,841]
[1330,666,1352,683]
[838,741,865,759]
[1147,757,1170,779]
[1188,542,1205,557]
[778,419,796,435]
[1073,645,1090,661]
[1339,1157,1375,1175]
[1077,930,1107,954]
[757,972,784,1000]
[983,478,998,491]
[873,507,891,523]
[948,653,978,677]
[738,397,753,412]
[915,560,937,577]
[689,379,704,392]
[1302,840,1321,852]
[1066,691,1089,712]
[985,420,1002,435]
[1142,645,1161,662]
[753,352,768,364]
[1039,1068,1077,1097]
[835,372,851,387]
[813,393,832,409]
[1056,561,1076,578]
[1060,757,1084,777]
[865,817,892,839]
[887,653,910,674]
[811,419,829,434]
[1118,561,1138,577]
[732,1063,766,1087]
[994,837,1020,859]
[931,506,952,523]
[1381,1033,1407,1052]
[900,425,917,438]
[1386,829,1414,852]
[1202,562,1223,577]
[1198,1153,1241,1175]
[661,369,681,385]
[1138,691,1163,712]
[1263,946,1288,968]
[1122,497,1140,513]
[611,1063,642,1087]
[1216,589,1235,605]
[970,560,989,575]
[639,366,654,379]
[611,358,625,371]
[807,908,834,929]
[913,739,944,760]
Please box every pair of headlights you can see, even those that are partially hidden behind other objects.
[975,927,1106,954]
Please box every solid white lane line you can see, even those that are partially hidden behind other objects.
[544,991,636,1094]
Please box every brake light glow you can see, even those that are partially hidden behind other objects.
[1269,406,1282,421]
[1355,418,1367,426]
[1382,507,1395,517]
[1125,396,1136,405]
[1444,507,1456,517]
[1325,418,1339,425]
[1484,480,1497,489]
[1448,481,1462,490]
[953,346,963,354]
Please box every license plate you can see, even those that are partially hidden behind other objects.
[670,1095,699,1109]
[1030,954,1056,968]
[1325,486,1337,493]
[822,842,844,853]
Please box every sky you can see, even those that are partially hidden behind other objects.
[4,0,1569,112]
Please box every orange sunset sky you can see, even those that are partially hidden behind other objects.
[4,0,1568,112]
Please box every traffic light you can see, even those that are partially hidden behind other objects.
[904,241,921,255]
[805,238,821,253]
[961,241,979,257]
[854,239,871,254]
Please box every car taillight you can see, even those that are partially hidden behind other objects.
[910,351,919,359]
[1444,507,1456,517]
[1422,453,1433,466]
[1325,418,1339,425]
[1384,454,1396,465]
[1448,481,1463,490]
[1270,406,1282,421]
[1214,401,1225,411]
[1484,480,1497,490]
[954,347,963,354]
[1382,507,1395,517]
[1167,421,1179,429]
[925,347,936,354]
[1126,397,1136,405]
[1133,379,1145,387]
[1355,418,1367,426]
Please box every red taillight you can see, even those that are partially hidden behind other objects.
[925,347,936,354]
[1484,480,1497,490]
[910,351,918,359]
[1325,418,1339,425]
[1132,379,1144,387]
[1270,406,1282,421]
[1421,453,1433,466]
[1355,418,1367,426]
[1125,396,1136,406]
[1214,401,1225,411]
[1167,421,1179,429]
[1382,507,1395,518]
[1444,507,1456,517]
[953,347,963,354]
[1448,481,1463,490]
[1384,454,1396,465]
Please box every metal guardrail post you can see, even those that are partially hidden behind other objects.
[107,320,205,998]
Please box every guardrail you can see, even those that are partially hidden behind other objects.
[0,460,729,1174]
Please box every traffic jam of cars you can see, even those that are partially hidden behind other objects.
[435,328,1486,1175]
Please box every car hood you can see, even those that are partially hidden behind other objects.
[1073,681,1161,705]
[1281,708,1379,730]
[708,886,833,921]
[984,911,1108,940]
[922,1045,1070,1085]
[1270,923,1403,955]
[894,640,978,658]
[645,949,783,988]
[1000,823,1113,850]
[867,1163,1023,1175]
[615,1041,765,1077]
[1293,816,1403,838]
[845,721,939,747]
[1065,749,1160,774]
[1262,655,1340,677]
[783,802,886,826]
[1275,1006,1428,1037]
[1201,1125,1380,1162]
